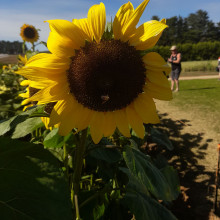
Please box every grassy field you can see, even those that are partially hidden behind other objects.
[180,60,217,76]
[169,78,220,133]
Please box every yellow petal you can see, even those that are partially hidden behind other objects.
[17,68,66,85]
[49,100,67,126]
[47,31,75,58]
[58,106,76,136]
[63,99,93,132]
[25,53,70,71]
[46,19,85,49]
[20,80,31,86]
[143,52,171,76]
[19,92,29,98]
[28,83,69,104]
[129,20,168,50]
[56,96,80,135]
[103,112,116,137]
[72,18,93,42]
[41,117,50,129]
[143,52,172,94]
[126,104,145,138]
[114,109,131,137]
[160,18,166,24]
[113,2,134,40]
[74,106,93,131]
[90,112,105,144]
[144,83,172,100]
[122,0,150,40]
[133,93,160,124]
[88,2,106,42]
[28,80,50,89]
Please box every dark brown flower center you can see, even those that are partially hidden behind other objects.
[67,40,146,112]
[24,27,36,39]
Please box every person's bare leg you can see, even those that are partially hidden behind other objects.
[171,80,174,91]
[175,80,179,91]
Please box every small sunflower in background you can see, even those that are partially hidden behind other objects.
[20,24,39,43]
[17,0,172,144]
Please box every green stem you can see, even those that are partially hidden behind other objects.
[63,143,69,179]
[72,128,88,219]
[32,43,35,52]
[22,41,26,54]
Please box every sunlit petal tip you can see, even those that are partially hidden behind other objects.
[21,99,31,106]
[160,18,166,24]
[122,0,150,38]
[88,2,106,42]
[20,80,31,86]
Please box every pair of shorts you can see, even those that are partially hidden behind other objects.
[171,68,181,80]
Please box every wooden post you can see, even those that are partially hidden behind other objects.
[214,144,220,212]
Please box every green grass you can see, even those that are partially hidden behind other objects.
[170,78,220,132]
[181,60,217,75]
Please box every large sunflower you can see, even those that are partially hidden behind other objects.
[17,0,172,144]
[20,24,39,43]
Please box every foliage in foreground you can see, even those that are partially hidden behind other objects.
[0,100,180,219]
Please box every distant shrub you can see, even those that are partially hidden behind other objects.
[147,41,220,61]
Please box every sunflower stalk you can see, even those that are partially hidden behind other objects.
[63,143,69,179]
[32,43,35,52]
[72,128,88,219]
[22,41,26,54]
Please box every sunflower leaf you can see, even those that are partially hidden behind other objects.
[123,191,177,220]
[151,127,173,150]
[123,145,176,201]
[12,117,44,139]
[0,136,73,220]
[43,128,72,148]
[0,106,43,136]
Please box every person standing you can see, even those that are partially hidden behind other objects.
[168,45,182,92]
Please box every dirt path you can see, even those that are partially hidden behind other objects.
[155,99,220,219]
[176,75,219,80]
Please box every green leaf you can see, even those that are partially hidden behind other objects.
[0,106,44,136]
[160,166,180,201]
[123,146,174,201]
[119,167,150,196]
[12,117,44,139]
[123,191,177,220]
[43,128,72,148]
[151,127,173,150]
[93,203,105,219]
[79,190,108,220]
[89,147,122,163]
[0,137,73,220]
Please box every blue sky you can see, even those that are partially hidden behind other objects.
[0,0,219,51]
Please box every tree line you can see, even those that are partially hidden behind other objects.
[147,41,220,61]
[0,41,26,54]
[153,10,220,45]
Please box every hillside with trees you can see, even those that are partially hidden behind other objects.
[153,10,220,45]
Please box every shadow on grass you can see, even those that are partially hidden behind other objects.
[180,87,217,91]
[157,112,216,220]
